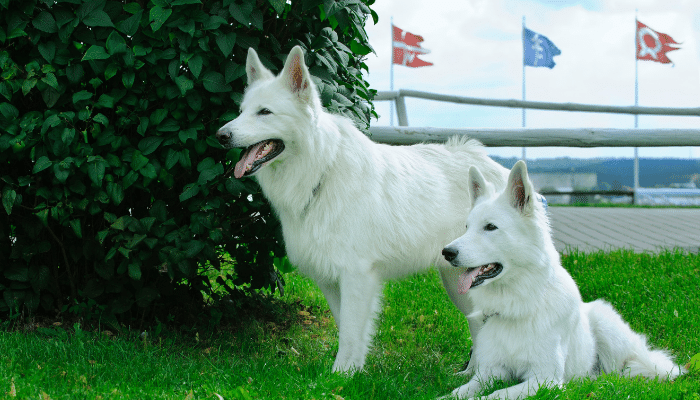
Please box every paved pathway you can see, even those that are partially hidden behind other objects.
[548,207,700,253]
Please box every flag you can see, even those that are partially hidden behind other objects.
[523,27,561,69]
[392,25,433,68]
[636,20,681,64]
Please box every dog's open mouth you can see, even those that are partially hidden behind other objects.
[458,263,503,294]
[234,139,285,178]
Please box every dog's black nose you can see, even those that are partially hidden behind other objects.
[442,247,458,262]
[215,129,230,145]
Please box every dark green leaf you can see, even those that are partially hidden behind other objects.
[41,72,59,89]
[188,54,203,79]
[81,45,111,61]
[139,162,157,179]
[350,40,373,56]
[179,149,191,169]
[122,170,139,189]
[268,0,286,14]
[2,188,16,215]
[69,219,82,238]
[174,75,194,95]
[33,11,58,33]
[138,136,164,155]
[179,183,199,202]
[72,90,93,103]
[165,149,179,170]
[93,113,109,126]
[33,156,52,173]
[22,78,37,95]
[128,262,141,280]
[131,150,149,171]
[203,15,227,30]
[157,119,179,132]
[83,10,114,27]
[150,109,167,125]
[182,240,205,258]
[66,64,85,83]
[96,94,115,108]
[117,10,142,36]
[201,71,231,93]
[215,32,236,57]
[198,164,223,184]
[36,209,49,226]
[229,2,252,26]
[0,102,19,120]
[104,62,118,80]
[106,31,127,54]
[38,42,56,63]
[149,6,172,31]
[4,265,29,282]
[111,216,129,230]
[178,128,197,143]
[250,9,263,30]
[149,200,167,222]
[122,70,135,88]
[135,287,158,307]
[107,181,124,205]
[61,127,76,144]
[53,163,70,183]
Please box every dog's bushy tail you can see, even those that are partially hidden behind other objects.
[587,299,685,380]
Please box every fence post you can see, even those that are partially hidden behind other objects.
[395,95,409,126]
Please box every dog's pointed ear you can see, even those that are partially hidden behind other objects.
[468,166,488,205]
[280,46,314,103]
[246,48,274,85]
[507,160,534,214]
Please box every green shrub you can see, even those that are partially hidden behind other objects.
[0,0,376,324]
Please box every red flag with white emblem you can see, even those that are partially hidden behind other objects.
[636,20,681,64]
[392,25,433,68]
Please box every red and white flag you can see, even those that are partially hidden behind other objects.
[636,20,681,64]
[392,25,433,68]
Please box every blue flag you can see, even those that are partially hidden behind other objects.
[523,27,561,68]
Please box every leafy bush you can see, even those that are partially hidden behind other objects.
[0,0,376,324]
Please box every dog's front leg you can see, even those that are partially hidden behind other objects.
[483,377,561,400]
[438,268,479,372]
[446,366,508,400]
[317,279,341,329]
[331,269,383,373]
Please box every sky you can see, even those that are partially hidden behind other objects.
[362,0,700,159]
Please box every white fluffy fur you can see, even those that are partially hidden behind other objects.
[442,161,685,399]
[216,46,508,372]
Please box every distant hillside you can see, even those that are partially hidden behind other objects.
[492,157,700,189]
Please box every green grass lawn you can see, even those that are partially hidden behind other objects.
[2,249,699,399]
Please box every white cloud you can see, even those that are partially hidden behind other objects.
[363,0,700,159]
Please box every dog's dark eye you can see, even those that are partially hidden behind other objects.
[484,223,498,231]
[257,108,272,116]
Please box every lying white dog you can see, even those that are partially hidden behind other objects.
[441,160,684,399]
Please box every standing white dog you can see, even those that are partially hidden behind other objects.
[216,46,508,372]
[441,160,684,399]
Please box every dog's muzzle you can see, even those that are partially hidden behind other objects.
[442,247,458,264]
[216,128,232,147]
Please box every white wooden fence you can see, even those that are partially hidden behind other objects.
[369,89,700,205]
[370,89,700,147]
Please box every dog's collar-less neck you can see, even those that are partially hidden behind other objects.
[301,173,325,218]
[483,311,500,324]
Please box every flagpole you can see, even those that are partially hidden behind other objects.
[634,9,639,198]
[522,15,527,161]
[390,16,395,127]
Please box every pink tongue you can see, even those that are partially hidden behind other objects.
[234,142,267,179]
[458,268,482,294]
